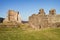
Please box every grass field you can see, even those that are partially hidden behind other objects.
[0,27,60,40]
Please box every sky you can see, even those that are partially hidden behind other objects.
[0,0,60,21]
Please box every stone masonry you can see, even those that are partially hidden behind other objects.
[29,9,60,29]
[3,10,21,23]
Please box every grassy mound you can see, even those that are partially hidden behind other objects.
[0,27,60,40]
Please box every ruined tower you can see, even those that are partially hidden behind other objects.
[38,8,45,15]
[49,9,56,15]
[3,10,21,23]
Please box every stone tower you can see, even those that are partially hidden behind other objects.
[38,9,45,15]
[3,10,21,23]
[49,9,56,15]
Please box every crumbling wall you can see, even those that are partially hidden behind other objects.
[29,9,60,29]
[3,10,21,23]
[29,9,48,29]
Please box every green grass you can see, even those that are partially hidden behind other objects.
[0,27,60,40]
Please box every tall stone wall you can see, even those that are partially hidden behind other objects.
[29,9,60,29]
[3,10,21,23]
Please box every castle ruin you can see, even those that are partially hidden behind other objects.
[3,10,21,24]
[29,9,60,29]
[0,9,60,28]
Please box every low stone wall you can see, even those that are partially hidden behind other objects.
[0,23,19,27]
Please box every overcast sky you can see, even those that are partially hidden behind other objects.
[0,0,60,21]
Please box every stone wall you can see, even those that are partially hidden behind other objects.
[3,10,21,23]
[29,9,60,29]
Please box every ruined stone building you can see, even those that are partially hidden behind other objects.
[3,10,21,23]
[1,9,60,28]
[29,9,60,29]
